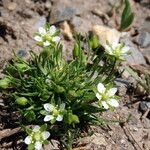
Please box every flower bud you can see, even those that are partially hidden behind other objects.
[89,35,99,49]
[56,85,65,93]
[52,82,65,93]
[73,43,80,59]
[68,90,77,97]
[15,63,29,72]
[45,34,51,41]
[0,78,11,89]
[16,97,28,106]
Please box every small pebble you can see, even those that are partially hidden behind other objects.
[139,101,149,112]
[137,31,150,48]
[17,50,27,57]
[7,2,17,11]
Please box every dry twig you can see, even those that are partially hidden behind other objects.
[0,125,33,140]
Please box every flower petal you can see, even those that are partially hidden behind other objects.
[105,45,112,54]
[42,131,50,140]
[108,99,119,107]
[102,101,109,109]
[52,36,60,43]
[44,103,54,112]
[34,36,42,42]
[56,115,63,121]
[107,88,117,97]
[43,41,50,47]
[33,125,40,132]
[96,93,102,100]
[35,141,42,150]
[97,83,105,94]
[49,25,56,35]
[112,42,119,49]
[39,27,46,35]
[121,46,130,54]
[24,136,32,145]
[59,103,65,110]
[44,115,54,122]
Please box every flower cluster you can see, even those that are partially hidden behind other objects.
[43,103,66,124]
[104,42,130,60]
[34,25,60,47]
[96,83,119,109]
[0,24,129,149]
[24,125,50,150]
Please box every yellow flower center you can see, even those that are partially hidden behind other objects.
[33,132,41,141]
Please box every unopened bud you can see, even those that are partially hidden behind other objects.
[89,35,99,49]
[15,63,29,72]
[0,78,11,89]
[16,97,28,106]
[73,43,80,59]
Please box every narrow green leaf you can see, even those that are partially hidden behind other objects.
[24,110,36,122]
[28,143,35,150]
[43,140,49,145]
[120,0,134,30]
[25,127,32,135]
[40,124,47,132]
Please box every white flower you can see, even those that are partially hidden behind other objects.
[49,25,57,35]
[43,103,65,123]
[24,125,50,150]
[33,125,40,132]
[42,131,50,140]
[43,41,50,47]
[105,42,130,60]
[24,136,32,145]
[39,27,46,35]
[44,115,54,122]
[34,25,60,47]
[34,36,42,42]
[35,141,42,150]
[44,103,54,112]
[56,115,63,121]
[52,36,60,43]
[101,101,109,110]
[59,103,66,110]
[96,83,119,109]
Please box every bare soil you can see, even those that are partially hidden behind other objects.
[0,0,150,149]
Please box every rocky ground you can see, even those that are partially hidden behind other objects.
[0,0,150,149]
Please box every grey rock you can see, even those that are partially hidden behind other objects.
[120,37,146,65]
[17,49,27,57]
[115,78,130,96]
[34,16,46,30]
[125,47,146,65]
[142,48,150,64]
[146,101,150,108]
[137,31,150,48]
[140,20,150,33]
[140,101,150,112]
[1,9,9,18]
[70,16,92,34]
[50,6,78,24]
